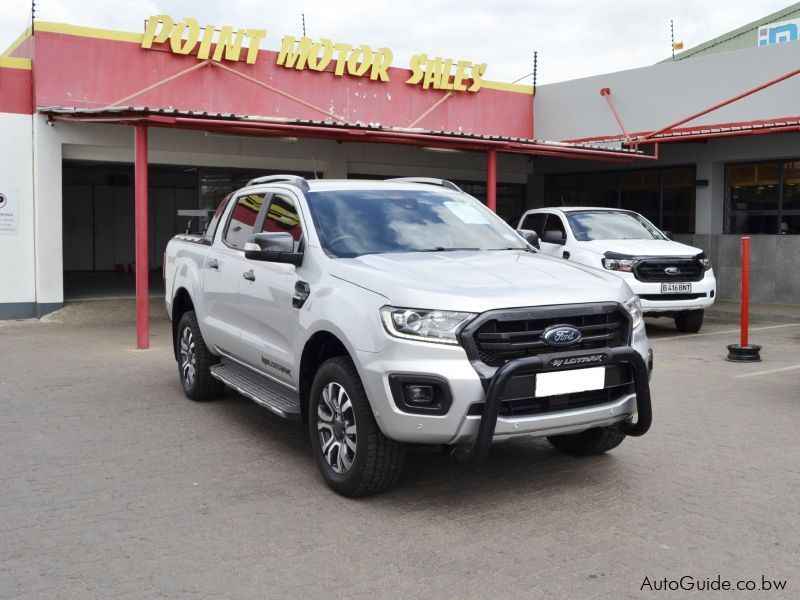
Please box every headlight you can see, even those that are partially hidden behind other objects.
[700,257,711,271]
[380,307,476,345]
[623,296,643,329]
[602,257,636,272]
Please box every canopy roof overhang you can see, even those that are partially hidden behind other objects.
[40,106,656,164]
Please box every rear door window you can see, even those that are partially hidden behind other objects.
[204,193,233,244]
[223,193,267,250]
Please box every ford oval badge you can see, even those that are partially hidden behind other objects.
[664,266,681,276]
[542,325,582,347]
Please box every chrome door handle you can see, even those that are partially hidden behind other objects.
[243,269,256,281]
[209,259,219,270]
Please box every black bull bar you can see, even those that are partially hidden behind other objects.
[450,346,652,466]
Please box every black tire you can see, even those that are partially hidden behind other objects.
[547,425,627,456]
[674,309,704,333]
[309,356,405,497]
[176,311,225,401]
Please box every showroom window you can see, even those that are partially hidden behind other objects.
[545,166,696,233]
[726,161,800,234]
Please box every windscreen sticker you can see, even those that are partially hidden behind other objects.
[444,202,491,224]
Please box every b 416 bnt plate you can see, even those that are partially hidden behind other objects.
[535,366,605,398]
[661,282,692,293]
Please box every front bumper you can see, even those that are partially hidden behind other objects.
[450,346,652,466]
[622,271,717,313]
[356,322,652,453]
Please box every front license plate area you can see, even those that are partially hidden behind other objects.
[535,367,606,398]
[661,282,692,293]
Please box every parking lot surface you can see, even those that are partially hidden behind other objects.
[1,309,799,598]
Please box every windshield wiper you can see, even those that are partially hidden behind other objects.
[410,247,481,252]
[485,247,529,251]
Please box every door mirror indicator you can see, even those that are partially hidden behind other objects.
[516,229,540,249]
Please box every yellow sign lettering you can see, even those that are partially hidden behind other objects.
[169,18,200,55]
[347,45,373,77]
[142,15,173,49]
[141,15,488,92]
[370,47,393,81]
[277,36,314,69]
[468,63,487,92]
[406,53,426,85]
[332,43,353,76]
[245,29,267,64]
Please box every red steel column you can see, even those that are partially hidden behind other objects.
[740,236,750,348]
[135,126,149,349]
[486,149,497,212]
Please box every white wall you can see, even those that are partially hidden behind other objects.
[0,113,35,317]
[535,41,800,141]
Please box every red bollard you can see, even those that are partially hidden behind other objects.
[727,236,761,362]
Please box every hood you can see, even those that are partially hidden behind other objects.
[328,250,632,312]
[578,239,703,257]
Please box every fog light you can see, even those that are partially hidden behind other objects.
[405,384,434,404]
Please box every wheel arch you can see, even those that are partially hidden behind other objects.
[299,331,351,422]
[171,288,195,361]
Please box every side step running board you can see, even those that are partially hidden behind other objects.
[210,361,302,420]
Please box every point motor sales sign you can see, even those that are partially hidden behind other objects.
[142,15,487,92]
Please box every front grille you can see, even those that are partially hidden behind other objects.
[639,293,707,301]
[466,304,630,368]
[467,376,635,418]
[633,258,704,282]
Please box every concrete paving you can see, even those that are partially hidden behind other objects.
[1,312,798,598]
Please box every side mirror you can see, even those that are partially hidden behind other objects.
[244,232,303,266]
[541,230,566,245]
[662,230,674,240]
[516,229,540,249]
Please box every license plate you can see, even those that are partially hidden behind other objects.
[535,367,605,398]
[661,282,692,293]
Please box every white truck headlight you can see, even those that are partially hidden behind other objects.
[380,307,476,345]
[602,257,636,272]
[623,296,643,329]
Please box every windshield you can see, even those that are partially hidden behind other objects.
[566,210,666,241]
[305,189,527,257]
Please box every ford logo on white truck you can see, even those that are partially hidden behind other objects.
[542,325,582,346]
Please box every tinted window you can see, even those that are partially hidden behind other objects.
[305,189,526,258]
[262,193,303,250]
[224,193,266,249]
[204,193,233,243]
[520,212,547,234]
[542,214,566,238]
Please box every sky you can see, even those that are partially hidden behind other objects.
[1,0,794,84]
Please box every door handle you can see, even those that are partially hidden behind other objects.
[209,259,219,270]
[243,269,256,281]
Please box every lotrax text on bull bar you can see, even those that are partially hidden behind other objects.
[450,346,653,466]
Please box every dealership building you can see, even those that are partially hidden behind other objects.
[1,5,799,321]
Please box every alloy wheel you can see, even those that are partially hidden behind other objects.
[179,326,196,387]
[317,381,357,473]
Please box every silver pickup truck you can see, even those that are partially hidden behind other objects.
[164,175,653,497]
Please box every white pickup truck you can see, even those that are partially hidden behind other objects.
[164,176,653,496]
[518,207,716,333]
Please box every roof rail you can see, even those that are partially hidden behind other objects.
[385,177,463,192]
[246,174,311,192]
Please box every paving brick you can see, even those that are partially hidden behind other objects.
[0,315,798,598]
